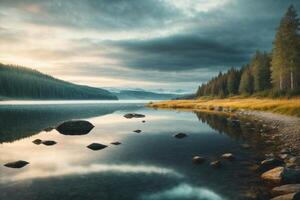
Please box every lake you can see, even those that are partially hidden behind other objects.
[0,100,269,200]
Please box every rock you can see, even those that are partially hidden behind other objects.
[215,106,223,111]
[124,113,145,119]
[241,144,251,149]
[286,157,300,167]
[133,130,142,133]
[261,167,284,183]
[192,156,205,164]
[272,184,300,196]
[210,160,222,168]
[87,143,107,151]
[173,133,187,139]
[279,154,290,160]
[259,158,284,172]
[44,127,54,132]
[4,160,29,168]
[42,140,57,146]
[142,120,146,123]
[271,193,296,200]
[56,120,94,135]
[32,139,42,145]
[221,153,235,161]
[111,142,121,145]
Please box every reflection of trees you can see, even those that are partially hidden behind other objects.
[0,103,141,143]
[195,111,266,149]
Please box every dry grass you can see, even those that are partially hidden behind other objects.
[148,97,300,117]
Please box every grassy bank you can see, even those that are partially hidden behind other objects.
[148,98,300,117]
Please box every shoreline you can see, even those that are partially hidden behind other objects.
[148,99,300,199]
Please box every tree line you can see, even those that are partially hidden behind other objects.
[0,63,117,100]
[196,5,300,98]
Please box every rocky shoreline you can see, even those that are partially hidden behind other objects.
[150,102,300,199]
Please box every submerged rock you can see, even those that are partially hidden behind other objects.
[124,113,145,119]
[241,144,251,149]
[133,129,142,133]
[192,156,205,164]
[173,133,187,139]
[32,139,42,145]
[42,140,57,146]
[221,153,235,161]
[87,143,107,151]
[56,120,94,135]
[111,142,121,145]
[210,160,222,168]
[4,160,29,168]
[272,184,300,196]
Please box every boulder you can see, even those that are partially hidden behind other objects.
[87,143,107,151]
[258,158,284,172]
[142,120,146,123]
[221,153,235,161]
[42,140,57,146]
[124,113,145,119]
[272,184,300,196]
[173,133,187,139]
[111,142,121,145]
[271,193,296,200]
[4,160,29,168]
[261,167,284,183]
[56,120,94,135]
[192,156,205,164]
[32,139,42,145]
[210,160,222,168]
[133,130,142,133]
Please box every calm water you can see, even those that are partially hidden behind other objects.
[0,101,269,200]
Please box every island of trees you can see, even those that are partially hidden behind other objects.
[196,5,300,98]
[0,63,117,100]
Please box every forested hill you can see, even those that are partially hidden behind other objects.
[0,63,118,100]
[196,5,300,98]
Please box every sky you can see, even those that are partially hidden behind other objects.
[0,0,300,93]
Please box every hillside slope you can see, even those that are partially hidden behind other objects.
[0,63,117,100]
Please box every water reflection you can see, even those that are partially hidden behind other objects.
[4,163,182,183]
[0,103,143,143]
[0,103,269,200]
[141,183,224,200]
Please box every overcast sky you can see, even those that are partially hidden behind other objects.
[0,0,299,93]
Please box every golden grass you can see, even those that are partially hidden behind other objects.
[148,97,300,117]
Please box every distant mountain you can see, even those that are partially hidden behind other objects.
[113,89,181,100]
[0,63,117,100]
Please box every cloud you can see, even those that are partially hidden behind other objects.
[0,0,300,91]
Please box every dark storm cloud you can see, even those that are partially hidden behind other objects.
[0,0,180,31]
[107,33,254,71]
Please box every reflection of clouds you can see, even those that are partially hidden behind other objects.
[4,164,183,182]
[141,183,224,200]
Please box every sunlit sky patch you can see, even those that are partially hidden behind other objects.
[0,0,299,93]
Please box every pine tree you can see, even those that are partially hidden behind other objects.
[252,51,272,92]
[227,68,241,95]
[239,66,254,94]
[271,5,300,91]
